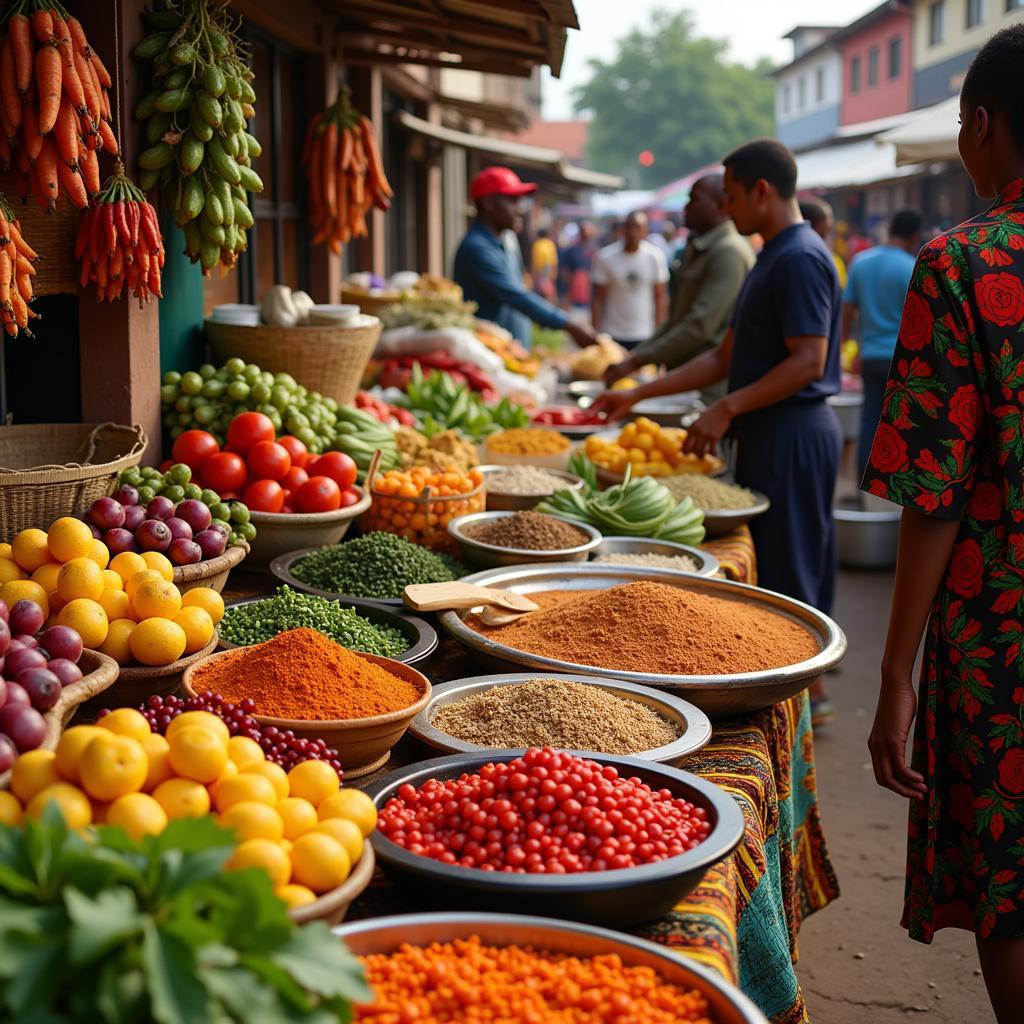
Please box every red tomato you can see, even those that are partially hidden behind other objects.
[226,412,275,456]
[295,476,341,513]
[242,479,285,513]
[200,451,248,493]
[282,466,309,492]
[338,486,363,508]
[159,459,174,473]
[171,429,220,471]
[307,452,357,490]
[277,435,308,465]
[246,441,291,481]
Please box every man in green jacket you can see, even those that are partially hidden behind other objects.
[605,174,753,391]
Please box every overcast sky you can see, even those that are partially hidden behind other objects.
[542,0,879,118]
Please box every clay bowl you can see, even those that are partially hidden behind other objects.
[171,543,248,593]
[289,844,376,926]
[95,637,219,709]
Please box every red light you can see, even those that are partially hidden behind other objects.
[638,150,655,167]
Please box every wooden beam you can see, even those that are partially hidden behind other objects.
[345,26,541,66]
[344,48,535,77]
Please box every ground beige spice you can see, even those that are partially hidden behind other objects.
[466,581,820,675]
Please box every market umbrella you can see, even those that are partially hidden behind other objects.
[878,96,960,166]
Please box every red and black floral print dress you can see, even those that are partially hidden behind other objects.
[864,178,1024,943]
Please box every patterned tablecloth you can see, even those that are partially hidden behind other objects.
[704,525,758,586]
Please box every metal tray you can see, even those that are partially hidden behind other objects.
[448,510,602,569]
[409,672,713,763]
[437,563,847,716]
[590,535,718,577]
[701,489,771,538]
[478,463,585,513]
[218,593,438,666]
[364,750,745,928]
[335,912,768,1024]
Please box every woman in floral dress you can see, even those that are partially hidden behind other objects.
[864,26,1024,1021]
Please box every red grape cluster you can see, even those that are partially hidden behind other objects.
[131,692,344,774]
[377,748,713,875]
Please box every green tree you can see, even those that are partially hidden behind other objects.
[573,9,774,188]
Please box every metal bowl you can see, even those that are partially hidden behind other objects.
[365,750,745,927]
[701,489,771,538]
[409,672,713,763]
[566,379,605,401]
[218,593,438,666]
[448,511,602,569]
[835,503,900,569]
[828,391,863,441]
[477,464,585,513]
[633,393,705,426]
[438,563,847,716]
[591,535,718,577]
[334,912,768,1024]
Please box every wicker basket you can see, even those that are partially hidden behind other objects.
[340,286,401,316]
[172,542,248,593]
[204,316,382,406]
[0,422,147,540]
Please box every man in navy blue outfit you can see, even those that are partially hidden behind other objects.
[593,139,842,723]
[453,167,597,348]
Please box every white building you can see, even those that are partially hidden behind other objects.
[772,26,843,152]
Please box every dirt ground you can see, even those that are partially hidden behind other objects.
[797,567,991,1022]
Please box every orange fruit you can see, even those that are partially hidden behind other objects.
[57,557,105,602]
[100,618,136,665]
[11,528,52,572]
[276,797,319,840]
[166,710,230,745]
[140,551,174,582]
[0,580,48,619]
[181,587,225,625]
[10,749,61,803]
[0,542,13,559]
[247,760,289,800]
[88,539,110,571]
[26,783,92,828]
[78,733,148,802]
[274,884,316,910]
[141,733,173,792]
[0,790,23,825]
[207,758,239,804]
[167,725,228,783]
[124,569,164,604]
[128,618,186,666]
[173,606,214,654]
[99,589,132,622]
[219,801,285,842]
[213,772,278,813]
[47,517,94,563]
[0,557,28,583]
[226,838,291,887]
[317,788,377,836]
[98,708,151,743]
[58,598,108,648]
[55,725,107,783]
[109,551,148,585]
[101,568,124,592]
[314,817,364,864]
[289,832,351,893]
[106,792,168,840]
[152,777,211,819]
[227,735,265,770]
[30,562,62,593]
[287,760,340,806]
[130,578,182,621]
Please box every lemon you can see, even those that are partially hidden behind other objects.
[46,517,94,563]
[58,598,108,648]
[128,617,186,666]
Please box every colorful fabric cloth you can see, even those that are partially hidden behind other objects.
[862,177,1024,943]
[705,525,757,585]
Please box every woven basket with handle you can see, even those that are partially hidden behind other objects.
[0,422,147,540]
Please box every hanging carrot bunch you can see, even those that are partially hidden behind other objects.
[0,194,39,336]
[302,88,392,254]
[74,163,164,304]
[0,2,116,212]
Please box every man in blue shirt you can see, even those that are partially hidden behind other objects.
[842,209,923,475]
[453,167,597,348]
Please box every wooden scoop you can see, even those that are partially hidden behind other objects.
[403,582,539,625]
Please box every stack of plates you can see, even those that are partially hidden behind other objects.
[308,304,361,326]
[210,303,260,326]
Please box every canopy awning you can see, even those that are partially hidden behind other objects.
[651,163,724,210]
[796,137,925,190]
[396,110,624,191]
[878,96,960,166]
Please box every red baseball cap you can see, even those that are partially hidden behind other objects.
[470,166,537,202]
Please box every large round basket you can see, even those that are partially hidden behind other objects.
[0,422,147,540]
[204,316,382,406]
[172,543,248,594]
[289,844,376,926]
[92,637,219,709]
[0,649,120,789]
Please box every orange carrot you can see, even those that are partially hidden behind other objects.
[90,49,112,89]
[338,125,353,173]
[15,254,33,278]
[11,285,27,329]
[79,146,99,195]
[35,45,61,134]
[31,10,53,45]
[0,249,12,307]
[97,117,117,155]
[65,17,88,57]
[51,15,71,48]
[322,120,338,219]
[34,138,59,210]
[73,47,100,120]
[58,160,88,208]
[9,14,32,93]
[54,96,79,166]
[11,222,38,261]
[0,39,21,131]
[301,111,322,166]
[57,39,86,113]
[22,98,43,159]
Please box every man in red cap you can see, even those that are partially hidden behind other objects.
[453,166,597,347]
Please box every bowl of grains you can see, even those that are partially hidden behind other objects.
[410,673,712,763]
[478,464,586,513]
[449,510,602,569]
[591,536,719,577]
[660,475,770,538]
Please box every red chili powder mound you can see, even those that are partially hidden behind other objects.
[466,581,820,675]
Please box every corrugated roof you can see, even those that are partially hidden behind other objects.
[505,120,589,164]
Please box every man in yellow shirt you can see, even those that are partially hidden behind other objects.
[530,228,558,300]
[800,197,847,288]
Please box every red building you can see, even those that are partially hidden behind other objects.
[837,0,913,126]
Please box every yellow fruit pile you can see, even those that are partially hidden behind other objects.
[0,707,374,909]
[0,517,223,666]
[583,417,721,477]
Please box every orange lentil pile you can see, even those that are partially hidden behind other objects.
[468,580,820,676]
[355,936,716,1023]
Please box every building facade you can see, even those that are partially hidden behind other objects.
[838,2,914,125]
[772,26,843,151]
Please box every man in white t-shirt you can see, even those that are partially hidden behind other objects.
[591,211,669,347]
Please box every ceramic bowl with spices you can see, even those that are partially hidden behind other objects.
[478,464,585,513]
[410,673,712,764]
[182,628,431,778]
[449,510,601,569]
[661,475,770,539]
[591,536,719,578]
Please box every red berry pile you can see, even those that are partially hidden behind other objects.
[377,747,712,874]
[129,692,344,775]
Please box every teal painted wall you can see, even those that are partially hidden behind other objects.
[158,219,205,375]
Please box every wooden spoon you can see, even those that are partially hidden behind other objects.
[403,582,539,620]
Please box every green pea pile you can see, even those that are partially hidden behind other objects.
[292,532,466,600]
[219,586,408,657]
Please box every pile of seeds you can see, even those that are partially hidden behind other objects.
[463,510,590,550]
[292,531,466,599]
[593,551,700,572]
[485,465,567,496]
[431,678,679,754]
[219,585,408,657]
[662,474,757,510]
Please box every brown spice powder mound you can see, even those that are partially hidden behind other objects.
[466,581,820,676]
